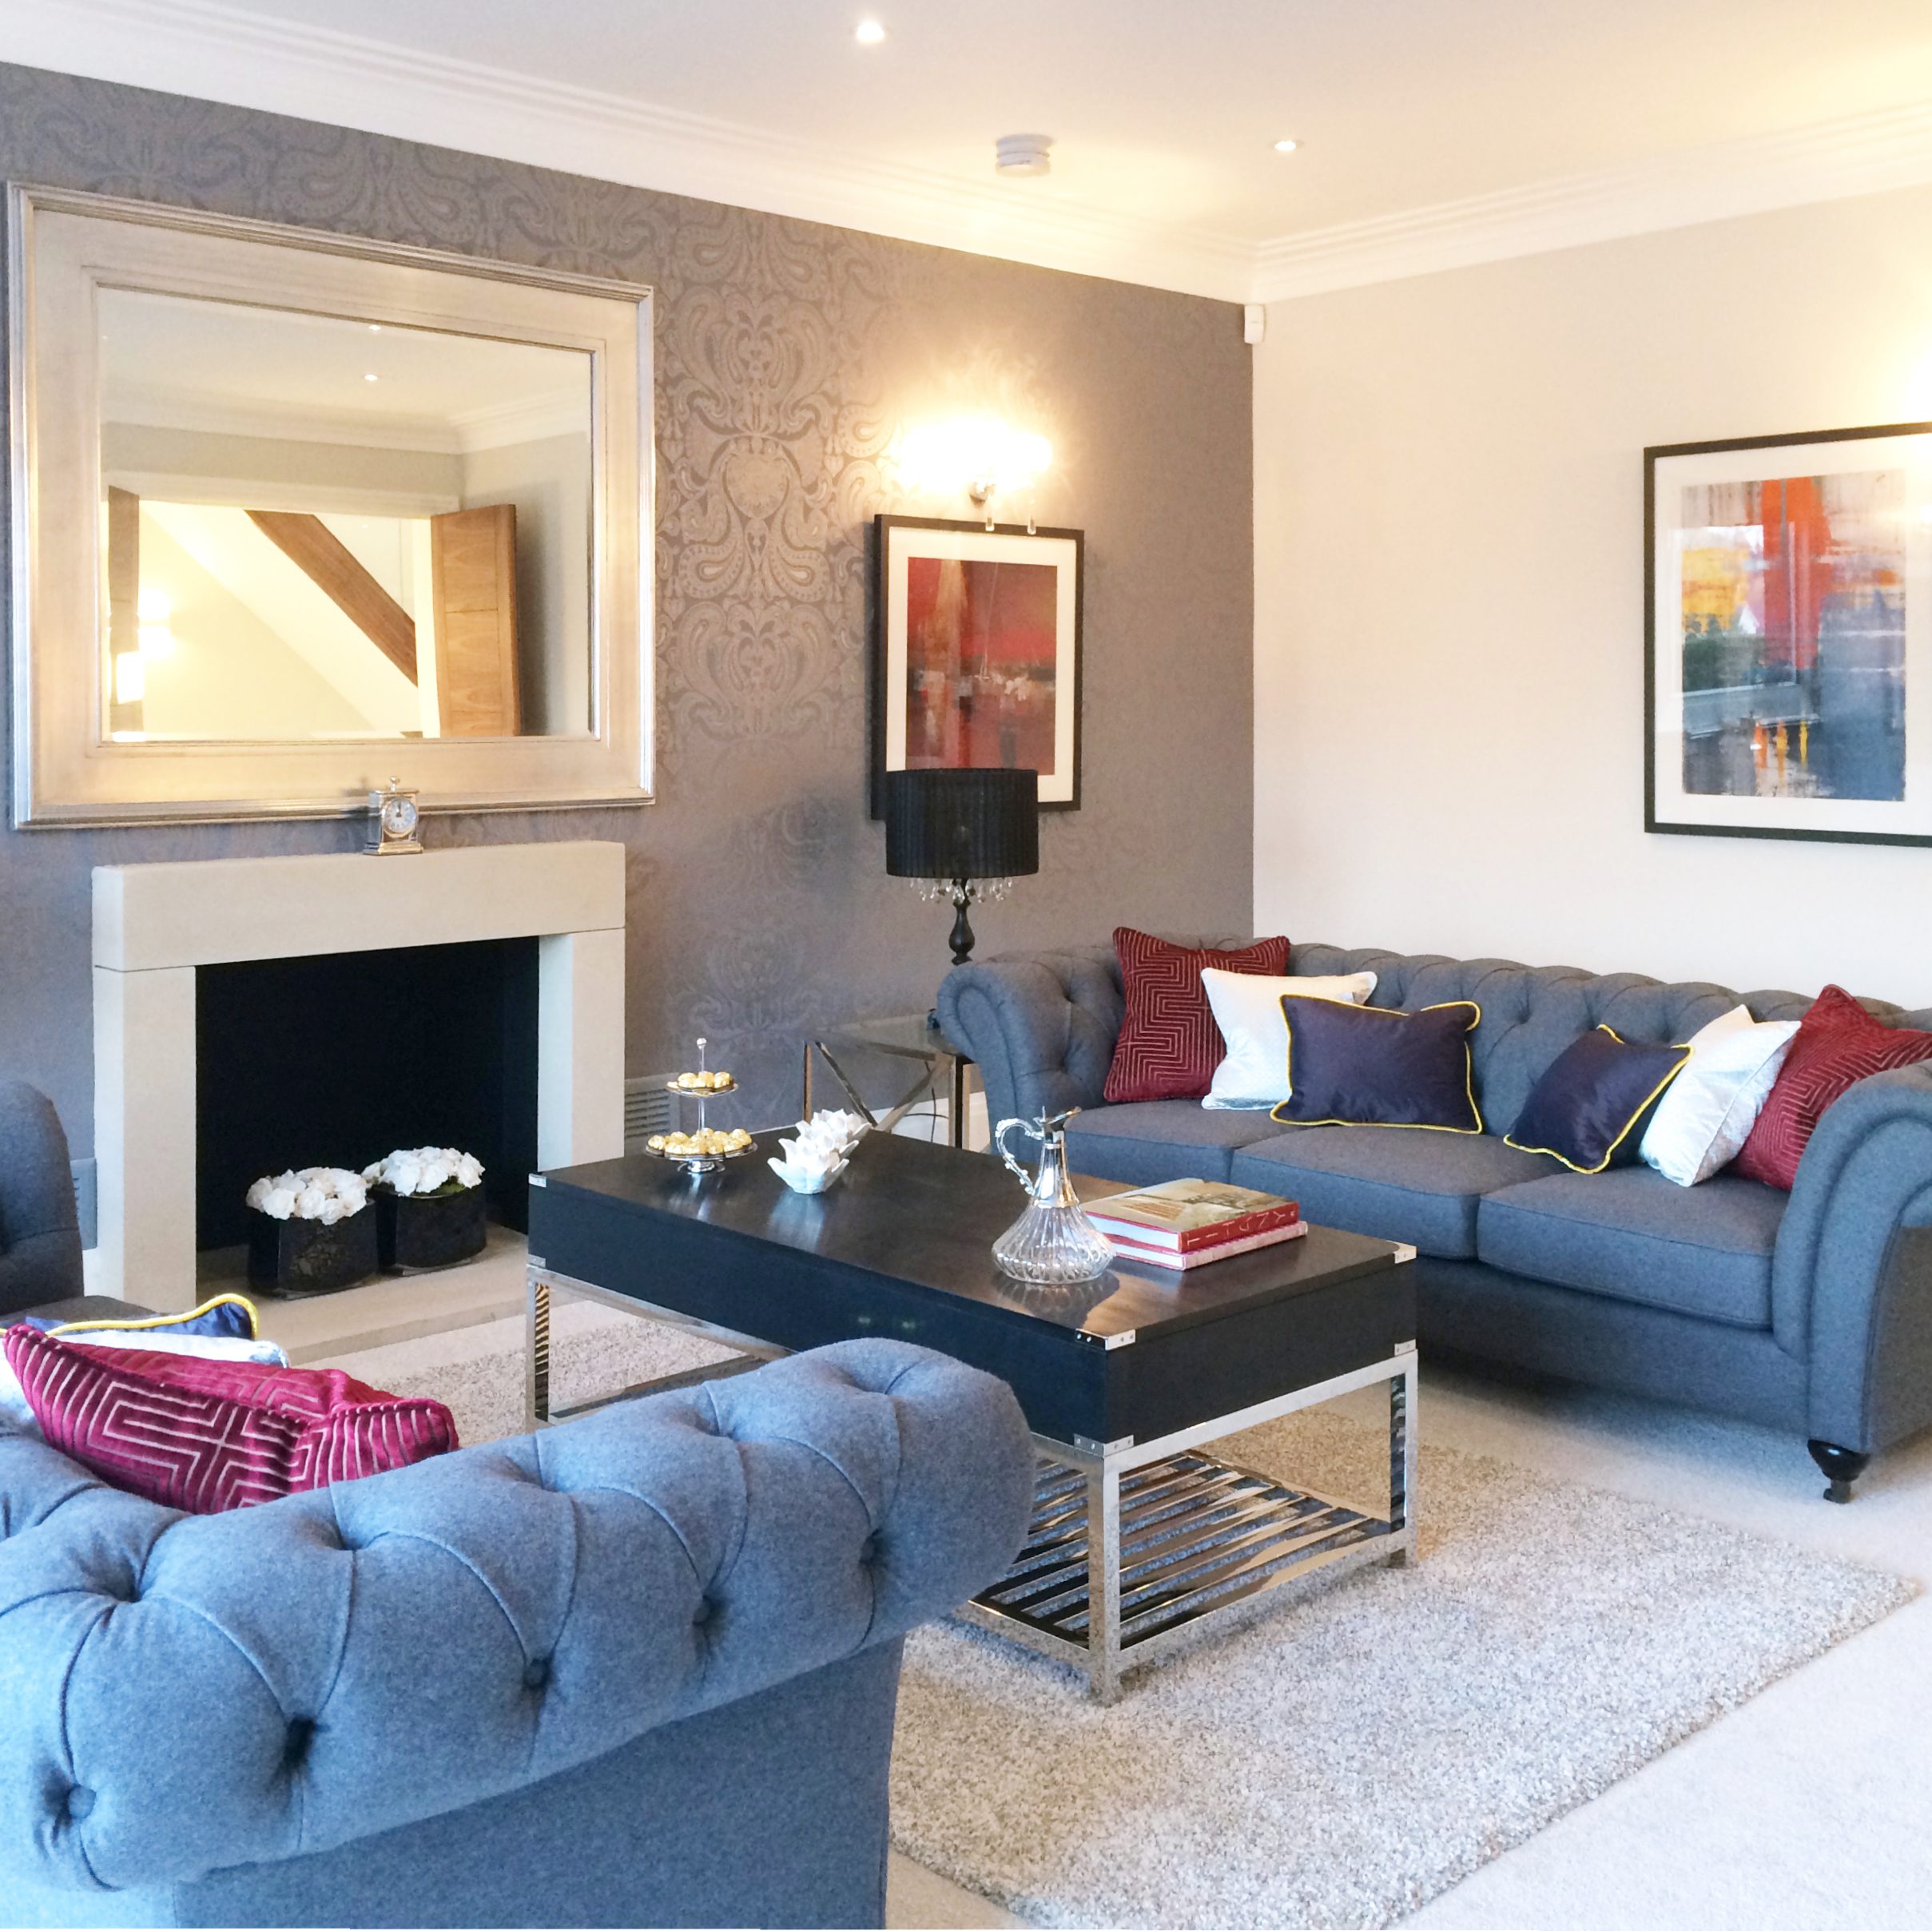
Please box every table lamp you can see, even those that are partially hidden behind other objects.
[885,767,1040,971]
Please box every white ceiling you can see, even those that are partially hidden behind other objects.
[101,290,587,441]
[12,0,1932,300]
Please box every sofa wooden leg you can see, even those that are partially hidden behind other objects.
[1807,1440,1870,1504]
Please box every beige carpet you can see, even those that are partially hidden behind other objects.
[325,1312,1913,1931]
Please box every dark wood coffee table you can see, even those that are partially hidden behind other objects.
[527,1132,1417,1700]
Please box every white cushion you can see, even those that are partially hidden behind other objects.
[1639,1004,1800,1187]
[1203,968,1378,1109]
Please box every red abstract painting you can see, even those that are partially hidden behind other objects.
[902,556,1059,775]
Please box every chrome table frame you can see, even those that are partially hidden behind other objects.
[958,1345,1417,1702]
[802,1022,972,1147]
[526,1263,785,1431]
[527,1254,1417,1704]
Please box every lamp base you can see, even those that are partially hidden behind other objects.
[949,889,976,967]
[907,875,1013,971]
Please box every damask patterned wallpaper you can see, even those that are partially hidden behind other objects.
[0,62,1253,1157]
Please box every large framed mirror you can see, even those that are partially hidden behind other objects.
[8,186,653,825]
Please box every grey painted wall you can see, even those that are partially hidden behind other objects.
[0,62,1254,1157]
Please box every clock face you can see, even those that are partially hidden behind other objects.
[381,793,419,838]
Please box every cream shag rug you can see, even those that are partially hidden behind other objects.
[328,1310,1914,1931]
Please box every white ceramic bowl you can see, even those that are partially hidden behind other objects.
[769,1155,849,1195]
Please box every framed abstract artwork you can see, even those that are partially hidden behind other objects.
[1645,423,1932,844]
[872,515,1083,814]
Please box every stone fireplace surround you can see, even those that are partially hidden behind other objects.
[93,842,626,1311]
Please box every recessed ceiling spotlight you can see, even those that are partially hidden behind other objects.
[1272,137,1300,153]
[364,372,379,383]
[995,133,1053,178]
[855,18,885,42]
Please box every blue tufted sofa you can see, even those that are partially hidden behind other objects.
[0,1338,1034,1929]
[940,942,1932,1500]
[0,1081,85,1316]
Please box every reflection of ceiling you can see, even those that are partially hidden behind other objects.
[18,0,1932,299]
[100,290,590,453]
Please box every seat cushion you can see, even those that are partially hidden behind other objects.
[1064,1103,1287,1186]
[1477,1167,1786,1329]
[1229,1129,1560,1258]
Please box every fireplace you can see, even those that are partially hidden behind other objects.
[93,843,625,1310]
[196,939,540,1253]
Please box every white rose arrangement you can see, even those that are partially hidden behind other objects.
[363,1146,486,1198]
[245,1166,370,1225]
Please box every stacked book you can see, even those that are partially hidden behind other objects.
[1084,1178,1304,1271]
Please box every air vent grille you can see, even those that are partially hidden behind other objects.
[624,1075,677,1150]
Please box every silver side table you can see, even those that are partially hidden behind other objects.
[802,1013,976,1149]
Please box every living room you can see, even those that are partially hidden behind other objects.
[2,3,1930,1927]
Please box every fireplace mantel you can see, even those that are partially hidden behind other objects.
[93,843,626,1308]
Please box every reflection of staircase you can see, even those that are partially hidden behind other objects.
[122,498,523,739]
[247,511,419,681]
[141,501,421,734]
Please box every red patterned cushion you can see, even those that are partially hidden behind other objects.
[3,1327,457,1513]
[1103,929,1290,1103]
[1733,985,1932,1190]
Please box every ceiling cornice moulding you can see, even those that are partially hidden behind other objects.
[6,2,1932,308]
[1250,99,1932,301]
[0,0,1254,302]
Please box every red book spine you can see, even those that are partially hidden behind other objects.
[1087,1199,1302,1251]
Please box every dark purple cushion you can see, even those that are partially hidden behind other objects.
[1269,998,1483,1134]
[1505,1026,1691,1174]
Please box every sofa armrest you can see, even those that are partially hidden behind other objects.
[0,1082,83,1314]
[0,1339,1033,1895]
[1773,1063,1932,1452]
[938,948,1122,1127]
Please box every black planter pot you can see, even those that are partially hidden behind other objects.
[377,1184,488,1270]
[248,1206,379,1297]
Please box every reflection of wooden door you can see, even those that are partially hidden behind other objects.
[430,505,521,736]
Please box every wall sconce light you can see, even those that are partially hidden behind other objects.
[899,416,1052,530]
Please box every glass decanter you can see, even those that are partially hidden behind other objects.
[991,1109,1116,1285]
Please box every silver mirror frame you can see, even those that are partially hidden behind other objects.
[7,185,654,827]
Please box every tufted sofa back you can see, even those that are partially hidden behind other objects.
[942,939,1932,1137]
[1293,946,1932,1134]
[0,1339,1033,1898]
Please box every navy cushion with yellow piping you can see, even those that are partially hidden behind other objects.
[30,1293,261,1343]
[1505,1026,1690,1174]
[1269,997,1484,1134]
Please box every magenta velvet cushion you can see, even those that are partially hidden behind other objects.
[1104,928,1290,1103]
[2,1325,458,1513]
[1735,983,1932,1190]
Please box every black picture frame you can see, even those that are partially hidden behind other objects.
[1644,420,1932,847]
[870,514,1084,818]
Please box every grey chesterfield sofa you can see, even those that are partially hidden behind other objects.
[940,942,1932,1502]
[0,1079,85,1314]
[0,1339,1033,1929]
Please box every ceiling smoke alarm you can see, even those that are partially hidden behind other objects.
[994,134,1053,178]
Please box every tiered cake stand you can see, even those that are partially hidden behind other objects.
[642,1037,753,1176]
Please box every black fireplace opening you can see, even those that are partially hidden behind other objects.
[196,938,540,1254]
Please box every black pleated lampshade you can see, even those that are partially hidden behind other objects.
[884,768,1040,881]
